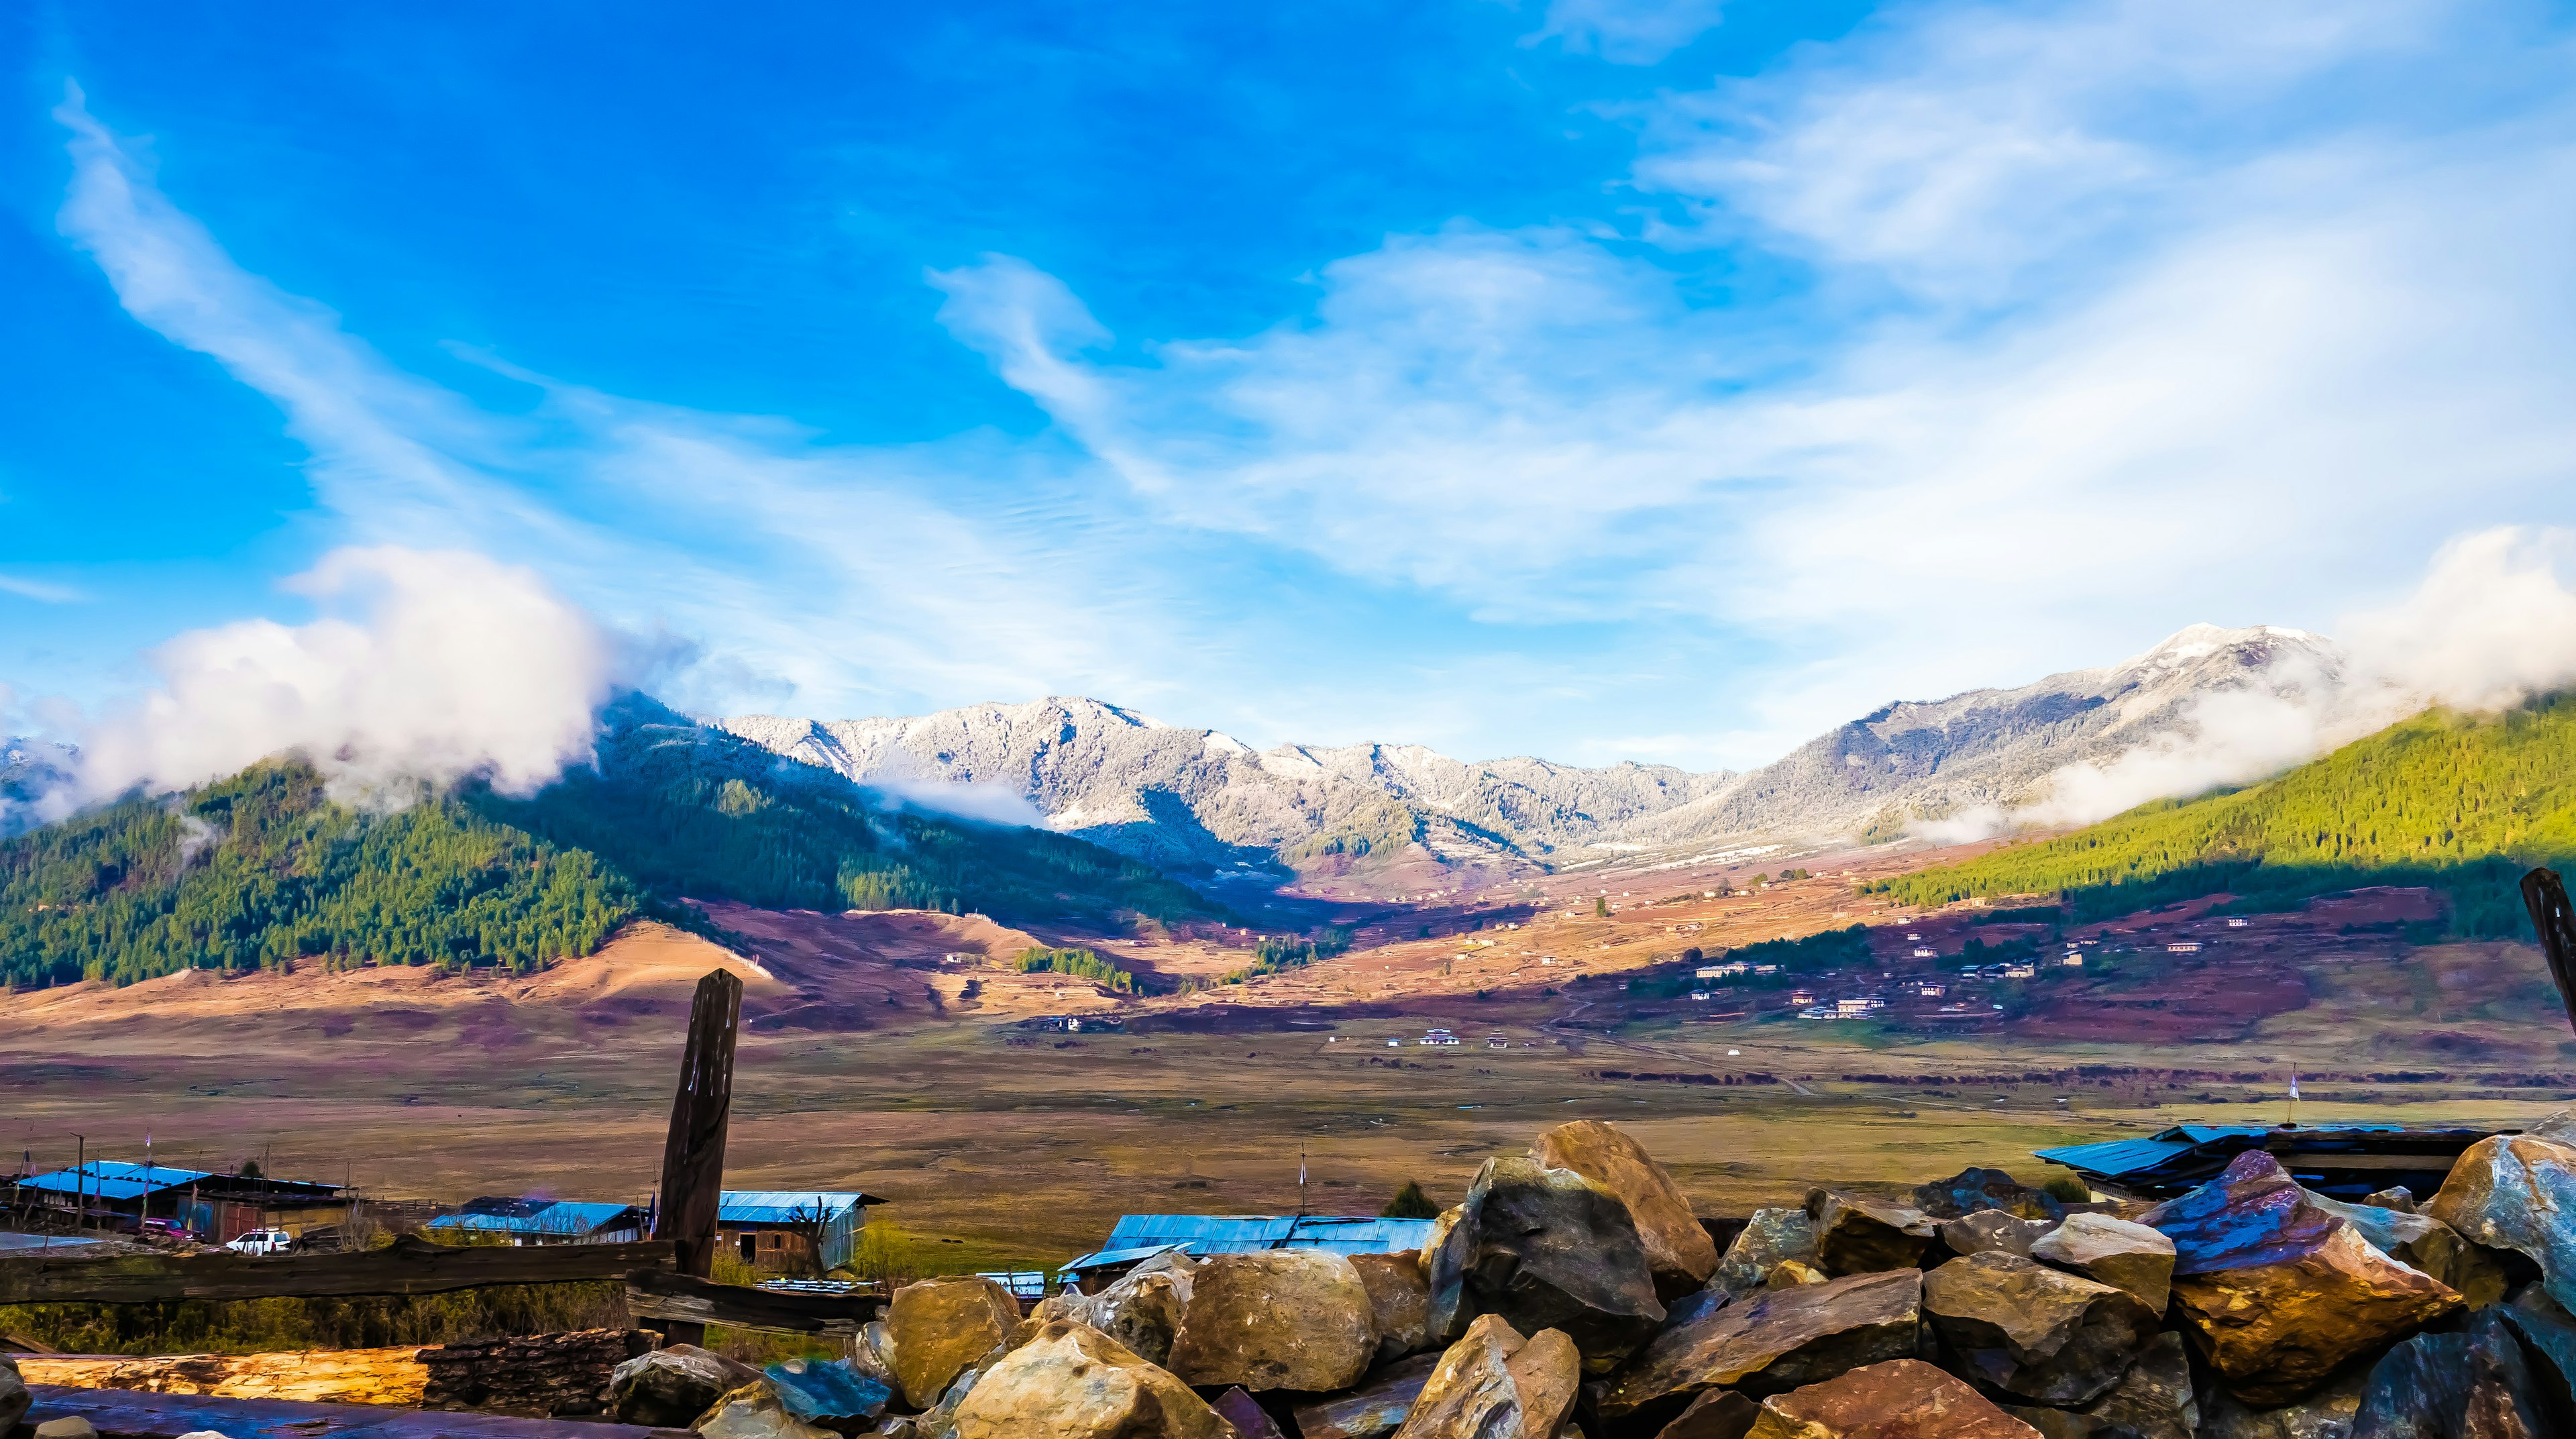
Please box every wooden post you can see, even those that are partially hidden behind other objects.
[2522,867,2576,1033]
[648,970,742,1346]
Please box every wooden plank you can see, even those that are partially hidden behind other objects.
[0,1234,676,1305]
[2522,867,2576,1034]
[21,1348,431,1406]
[623,1270,885,1336]
[649,968,743,1346]
[23,1385,693,1439]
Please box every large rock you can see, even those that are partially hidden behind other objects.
[949,1318,1234,1439]
[887,1275,1026,1409]
[1744,1358,2043,1438]
[2299,1191,2509,1312]
[1658,1389,1762,1439]
[2350,1308,2547,1437]
[1168,1248,1378,1393]
[763,1358,892,1435]
[2145,1152,2460,1405]
[1806,1189,1937,1276]
[2,1357,29,1438]
[1293,1353,1442,1439]
[607,1344,763,1428]
[2426,1134,2576,1314]
[1534,1120,1721,1299]
[698,1381,839,1439]
[1352,1251,1433,1363]
[1923,1251,2160,1406]
[2194,1367,2369,1439]
[1598,1269,1925,1426]
[1709,1208,1821,1303]
[1391,1314,1578,1439]
[2000,1332,2198,1439]
[1915,1168,2052,1222]
[1942,1210,2057,1262]
[1047,1250,1198,1367]
[2499,1287,2576,1416]
[1428,1155,1667,1371]
[1211,1389,1287,1439]
[2028,1213,2177,1315]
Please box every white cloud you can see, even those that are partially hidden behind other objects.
[0,574,84,604]
[71,546,612,802]
[1526,0,1727,64]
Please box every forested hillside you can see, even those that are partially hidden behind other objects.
[0,763,644,989]
[1,696,1214,991]
[1875,696,2576,935]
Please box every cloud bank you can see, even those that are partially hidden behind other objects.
[68,547,612,808]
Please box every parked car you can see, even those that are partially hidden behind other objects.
[225,1228,295,1255]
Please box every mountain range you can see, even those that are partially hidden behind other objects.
[722,623,2345,879]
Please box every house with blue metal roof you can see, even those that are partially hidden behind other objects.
[426,1197,653,1245]
[1061,1214,1438,1290]
[2034,1122,2503,1201]
[8,1159,346,1240]
[421,1188,883,1273]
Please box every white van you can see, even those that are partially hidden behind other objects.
[225,1228,294,1255]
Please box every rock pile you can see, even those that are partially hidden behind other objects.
[616,1114,2576,1438]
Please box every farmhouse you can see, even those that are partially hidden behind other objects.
[7,1161,347,1242]
[1059,1214,1439,1292]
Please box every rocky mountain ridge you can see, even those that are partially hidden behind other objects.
[722,624,2348,879]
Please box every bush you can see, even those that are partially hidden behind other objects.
[1381,1180,1440,1219]
[2042,1175,2092,1204]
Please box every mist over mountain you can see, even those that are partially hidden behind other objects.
[721,624,2343,877]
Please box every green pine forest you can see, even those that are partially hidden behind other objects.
[0,695,1212,991]
[1874,695,2576,935]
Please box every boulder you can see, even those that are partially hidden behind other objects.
[763,1358,892,1435]
[1050,1250,1198,1367]
[1770,1261,1829,1289]
[1534,1120,1721,1299]
[1598,1269,1925,1426]
[1391,1314,1578,1439]
[1422,1206,1465,1280]
[2425,1134,2576,1314]
[1709,1208,1821,1303]
[2364,1189,2419,1215]
[2027,1213,2177,1315]
[1,1356,27,1438]
[2524,1104,2576,1146]
[1168,1248,1379,1393]
[914,1347,1003,1439]
[1212,1388,1288,1439]
[1922,1251,2161,1406]
[2145,1151,2460,1405]
[1806,1189,1937,1276]
[2000,1332,2198,1439]
[1942,1210,2057,1262]
[2499,1286,2576,1416]
[949,1318,1234,1439]
[33,1422,99,1439]
[2304,1191,2507,1311]
[607,1344,763,1428]
[698,1381,838,1439]
[1657,1389,1761,1439]
[887,1275,1026,1409]
[1427,1155,1666,1371]
[2350,1308,2547,1437]
[1744,1358,2043,1438]
[2193,1367,2369,1439]
[1915,1167,2051,1222]
[849,1322,898,1389]
[1292,1353,1443,1439]
[1353,1251,1433,1363]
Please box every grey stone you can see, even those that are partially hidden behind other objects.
[2196,1367,2369,1439]
[2351,1307,2547,1438]
[608,1344,763,1429]
[1044,1248,1197,1367]
[697,1382,838,1439]
[1942,1209,2057,1261]
[765,1357,892,1435]
[2364,1189,2419,1215]
[1427,1155,1666,1373]
[1389,1314,1578,1439]
[948,1319,1232,1439]
[2002,1332,2198,1439]
[2499,1286,2576,1417]
[1291,1352,1442,1439]
[1921,1251,2161,1407]
[2424,1134,2576,1315]
[1806,1188,1938,1275]
[1168,1248,1378,1393]
[1597,1269,1925,1426]
[1534,1120,1721,1299]
[2305,1191,2508,1310]
[34,1419,99,1439]
[1707,1208,1819,1303]
[1655,1389,1760,1439]
[2027,1212,2176,1315]
[1,1355,27,1438]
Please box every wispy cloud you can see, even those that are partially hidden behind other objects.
[0,574,83,604]
[1525,0,1727,64]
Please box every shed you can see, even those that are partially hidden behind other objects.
[10,1162,345,1240]
[2034,1123,2504,1201]
[716,1191,881,1275]
[427,1197,651,1245]
[1062,1214,1437,1291]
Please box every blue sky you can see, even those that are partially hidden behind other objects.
[5,0,2576,771]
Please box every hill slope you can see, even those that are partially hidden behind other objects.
[1875,694,2576,935]
[0,696,1212,991]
